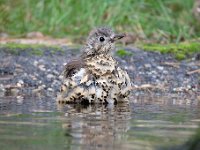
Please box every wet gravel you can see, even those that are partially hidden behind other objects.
[0,46,199,101]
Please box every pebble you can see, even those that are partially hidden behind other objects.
[29,75,37,80]
[17,80,24,87]
[47,74,54,79]
[157,66,164,70]
[144,64,151,68]
[33,61,39,66]
[38,80,43,84]
[47,88,54,91]
[15,68,24,73]
[0,84,5,97]
[151,71,157,74]
[38,65,46,71]
[16,96,24,104]
[53,70,59,75]
[16,83,22,87]
[32,85,45,94]
[163,70,168,74]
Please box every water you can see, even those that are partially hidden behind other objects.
[0,96,199,150]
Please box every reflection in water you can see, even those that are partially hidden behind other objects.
[57,103,131,150]
[0,96,200,150]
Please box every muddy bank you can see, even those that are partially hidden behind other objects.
[0,45,199,103]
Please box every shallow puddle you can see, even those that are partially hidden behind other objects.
[0,96,199,150]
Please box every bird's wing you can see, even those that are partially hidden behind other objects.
[61,58,94,89]
[58,59,95,103]
[62,58,86,79]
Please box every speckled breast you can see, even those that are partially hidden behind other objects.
[85,54,132,103]
[85,54,117,77]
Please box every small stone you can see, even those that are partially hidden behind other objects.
[47,69,51,72]
[163,70,168,74]
[152,75,157,79]
[17,80,24,87]
[128,66,135,71]
[47,88,54,92]
[38,80,43,84]
[16,83,22,87]
[0,84,5,97]
[32,85,45,94]
[157,66,164,70]
[15,68,24,73]
[187,85,191,90]
[18,80,24,84]
[33,61,39,66]
[17,96,24,104]
[47,74,54,79]
[176,87,183,92]
[53,70,59,75]
[144,64,151,68]
[151,71,157,74]
[38,65,46,71]
[29,75,37,80]
[40,85,46,89]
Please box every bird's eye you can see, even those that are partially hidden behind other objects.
[99,37,105,42]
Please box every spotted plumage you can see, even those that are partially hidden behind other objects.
[57,27,132,104]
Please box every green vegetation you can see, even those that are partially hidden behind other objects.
[116,49,133,57]
[163,127,200,150]
[0,0,200,59]
[1,42,199,60]
[0,113,73,150]
[186,127,200,150]
[0,0,199,42]
[140,42,200,60]
[0,43,62,55]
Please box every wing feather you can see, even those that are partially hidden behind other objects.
[62,58,85,79]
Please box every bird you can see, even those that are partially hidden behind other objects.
[57,27,132,104]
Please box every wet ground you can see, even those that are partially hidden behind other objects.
[0,45,200,150]
[0,45,199,98]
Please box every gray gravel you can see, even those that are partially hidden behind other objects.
[0,46,199,101]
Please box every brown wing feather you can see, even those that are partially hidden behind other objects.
[63,58,86,78]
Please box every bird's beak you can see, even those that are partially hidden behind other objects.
[110,34,126,42]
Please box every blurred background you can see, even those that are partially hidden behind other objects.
[0,0,200,43]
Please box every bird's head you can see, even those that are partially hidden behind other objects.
[83,27,125,57]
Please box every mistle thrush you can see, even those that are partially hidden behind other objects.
[57,27,132,104]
